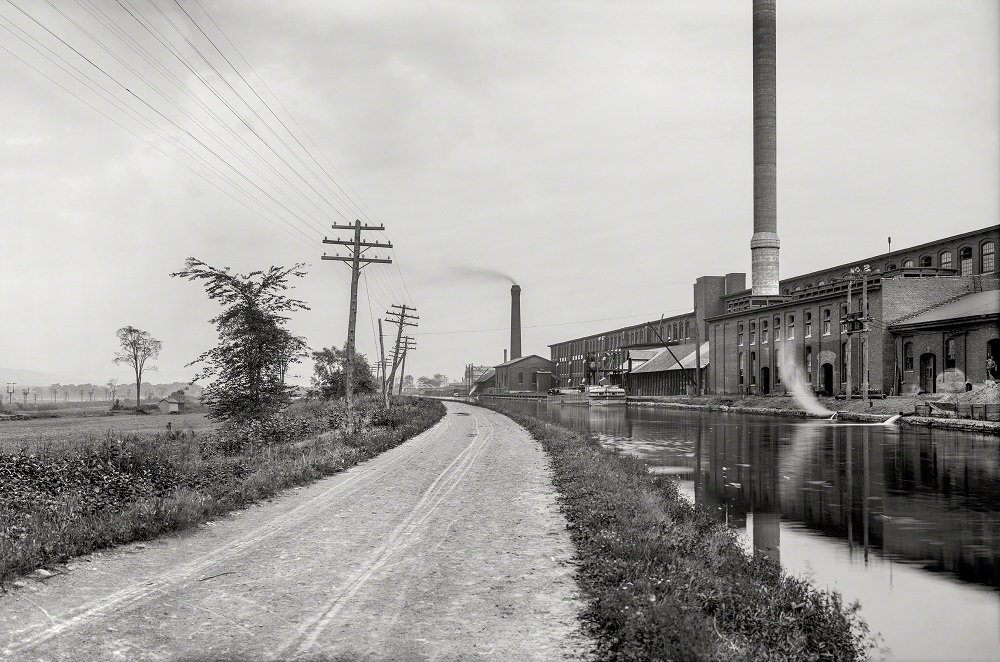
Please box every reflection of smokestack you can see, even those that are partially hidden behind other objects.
[510,284,522,360]
[751,0,779,295]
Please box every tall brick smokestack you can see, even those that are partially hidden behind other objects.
[751,0,780,295]
[510,284,522,360]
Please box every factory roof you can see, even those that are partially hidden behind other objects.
[891,290,1000,328]
[631,342,709,374]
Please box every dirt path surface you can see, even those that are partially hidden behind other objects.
[0,402,592,661]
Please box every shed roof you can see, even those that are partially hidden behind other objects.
[892,290,1000,328]
[494,354,554,369]
[474,368,496,383]
[631,342,709,374]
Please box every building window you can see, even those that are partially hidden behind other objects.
[960,247,972,275]
[886,263,896,271]
[531,372,537,385]
[794,285,802,292]
[749,322,757,345]
[804,282,813,290]
[902,259,914,268]
[841,341,848,379]
[817,279,825,286]
[982,241,995,273]
[782,288,790,295]
[823,309,832,336]
[738,352,745,386]
[762,320,769,344]
[749,352,756,386]
[919,255,932,267]
[940,251,953,270]
[685,321,690,339]
[904,342,913,371]
[518,371,524,384]
[774,317,781,343]
[787,315,795,340]
[805,312,812,338]
[945,339,956,370]
[738,323,744,346]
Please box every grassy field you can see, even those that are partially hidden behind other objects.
[0,396,445,582]
[0,412,215,450]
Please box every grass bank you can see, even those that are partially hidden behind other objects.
[494,407,874,661]
[0,396,444,583]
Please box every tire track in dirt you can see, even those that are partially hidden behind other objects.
[275,410,496,658]
[1,415,455,657]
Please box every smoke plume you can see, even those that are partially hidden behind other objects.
[444,265,517,285]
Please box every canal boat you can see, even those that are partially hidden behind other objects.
[587,384,627,405]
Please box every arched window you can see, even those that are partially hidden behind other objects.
[960,247,973,275]
[919,255,933,267]
[940,251,953,269]
[817,279,825,286]
[804,282,813,290]
[902,259,914,268]
[794,285,802,292]
[982,241,995,273]
[945,338,956,370]
[782,288,790,295]
[787,315,795,340]
[904,342,913,371]
[886,263,897,271]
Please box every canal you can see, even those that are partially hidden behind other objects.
[491,399,1000,661]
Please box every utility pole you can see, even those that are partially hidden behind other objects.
[5,382,16,409]
[846,268,856,401]
[378,318,388,406]
[322,221,392,410]
[397,336,416,395]
[861,264,871,408]
[385,304,418,399]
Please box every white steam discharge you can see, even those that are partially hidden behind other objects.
[778,342,834,417]
[445,265,517,285]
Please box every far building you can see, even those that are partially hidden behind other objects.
[492,355,556,394]
[157,390,187,414]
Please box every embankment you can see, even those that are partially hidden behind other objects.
[490,404,874,661]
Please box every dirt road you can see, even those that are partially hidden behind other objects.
[0,402,592,661]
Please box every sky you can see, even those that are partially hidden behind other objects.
[1,0,997,388]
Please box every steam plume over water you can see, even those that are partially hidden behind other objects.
[778,343,834,416]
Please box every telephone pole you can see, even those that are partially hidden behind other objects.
[385,304,418,400]
[377,318,388,406]
[396,336,417,395]
[322,221,392,409]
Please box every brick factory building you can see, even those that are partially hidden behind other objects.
[706,227,999,396]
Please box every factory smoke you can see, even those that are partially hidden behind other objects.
[444,265,517,285]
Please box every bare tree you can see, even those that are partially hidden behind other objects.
[113,326,162,411]
[106,378,119,402]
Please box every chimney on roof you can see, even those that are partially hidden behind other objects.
[510,284,522,360]
[751,0,780,296]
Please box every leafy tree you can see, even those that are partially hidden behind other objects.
[417,376,433,388]
[402,375,414,388]
[113,326,162,411]
[310,344,377,400]
[171,258,308,422]
[432,373,449,387]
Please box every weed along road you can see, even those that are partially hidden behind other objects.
[0,402,592,660]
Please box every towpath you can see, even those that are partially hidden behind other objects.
[0,402,592,661]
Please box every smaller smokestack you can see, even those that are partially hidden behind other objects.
[510,284,522,360]
[504,349,508,363]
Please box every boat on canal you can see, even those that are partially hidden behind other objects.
[586,384,627,405]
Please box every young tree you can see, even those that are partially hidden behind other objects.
[106,378,118,402]
[310,344,377,400]
[113,326,162,411]
[171,258,308,422]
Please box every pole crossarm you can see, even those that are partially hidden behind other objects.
[329,223,386,231]
[322,255,393,264]
[323,238,393,249]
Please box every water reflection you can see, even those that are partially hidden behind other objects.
[493,400,1000,660]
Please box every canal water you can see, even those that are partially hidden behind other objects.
[492,400,1000,661]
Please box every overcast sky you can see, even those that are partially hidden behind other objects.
[1,0,997,388]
